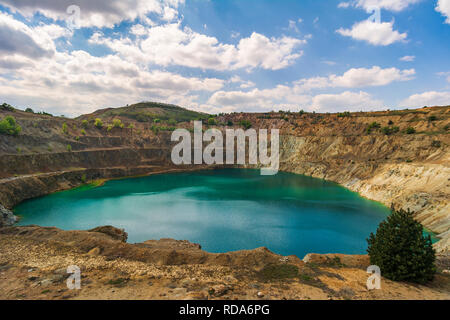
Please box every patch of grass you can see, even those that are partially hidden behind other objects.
[256,264,299,282]
[106,278,129,287]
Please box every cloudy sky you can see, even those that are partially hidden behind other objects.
[0,0,449,116]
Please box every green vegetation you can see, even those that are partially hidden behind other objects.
[100,102,208,123]
[66,144,72,152]
[381,126,399,135]
[337,111,351,118]
[444,124,449,131]
[367,208,436,284]
[62,122,69,134]
[366,122,381,134]
[428,115,437,121]
[94,118,103,129]
[0,116,22,136]
[207,118,217,126]
[167,118,177,126]
[239,120,252,130]
[405,127,416,134]
[1,103,14,111]
[112,118,124,128]
[227,120,233,126]
[256,264,299,282]
[81,174,87,183]
[153,118,161,123]
[299,110,305,116]
[81,120,89,129]
[431,140,441,148]
[81,129,86,135]
[25,108,34,113]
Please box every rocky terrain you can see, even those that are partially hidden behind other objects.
[0,226,448,300]
[0,102,449,300]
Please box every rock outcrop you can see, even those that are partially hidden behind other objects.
[0,204,17,228]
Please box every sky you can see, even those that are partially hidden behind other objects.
[0,0,449,117]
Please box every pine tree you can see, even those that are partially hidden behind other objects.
[367,207,436,284]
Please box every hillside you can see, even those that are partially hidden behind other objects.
[0,103,449,254]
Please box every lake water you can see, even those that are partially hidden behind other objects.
[15,169,392,258]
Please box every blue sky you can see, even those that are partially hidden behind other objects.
[0,0,449,116]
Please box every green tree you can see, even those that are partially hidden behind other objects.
[367,208,436,284]
[94,118,103,129]
[239,120,252,130]
[62,122,69,134]
[207,118,217,126]
[0,116,22,136]
[405,127,416,134]
[113,118,124,128]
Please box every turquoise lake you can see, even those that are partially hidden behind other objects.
[15,169,393,258]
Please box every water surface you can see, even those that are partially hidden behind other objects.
[16,169,392,257]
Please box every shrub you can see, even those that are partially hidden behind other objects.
[207,118,217,126]
[428,115,437,122]
[337,111,351,118]
[81,120,89,129]
[299,110,305,116]
[405,127,416,134]
[367,208,436,284]
[62,122,69,134]
[366,122,381,134]
[431,140,441,148]
[66,144,72,152]
[388,120,394,125]
[227,120,233,126]
[113,118,124,128]
[94,118,103,129]
[0,103,14,111]
[153,119,160,124]
[25,108,34,113]
[168,118,177,126]
[239,120,252,130]
[382,126,399,135]
[0,116,22,136]
[444,124,449,131]
[81,129,86,135]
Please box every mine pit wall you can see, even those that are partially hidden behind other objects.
[0,133,448,252]
[278,135,450,252]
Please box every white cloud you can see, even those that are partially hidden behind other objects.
[399,55,415,62]
[311,91,383,112]
[294,66,415,90]
[337,20,407,46]
[436,0,450,24]
[0,12,61,59]
[0,0,183,28]
[340,0,421,12]
[400,91,450,107]
[92,24,307,71]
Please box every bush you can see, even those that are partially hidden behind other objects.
[405,127,416,134]
[168,118,177,126]
[66,144,72,152]
[367,208,436,284]
[81,129,86,135]
[366,122,381,134]
[0,103,14,111]
[227,120,233,126]
[81,120,89,129]
[337,111,351,118]
[94,118,103,129]
[428,115,437,122]
[25,108,34,113]
[113,118,124,128]
[207,118,217,126]
[382,126,399,135]
[431,140,441,148]
[239,120,252,130]
[0,116,22,136]
[62,122,69,134]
